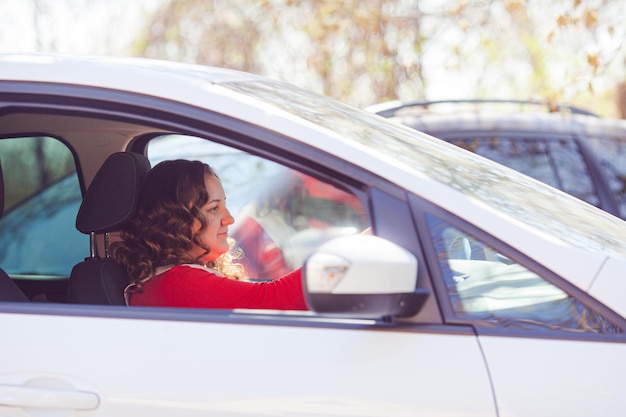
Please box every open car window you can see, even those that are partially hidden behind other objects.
[147,135,370,280]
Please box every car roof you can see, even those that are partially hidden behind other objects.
[371,100,626,138]
[368,99,599,117]
[0,53,309,138]
[0,53,263,87]
[0,53,351,173]
[394,112,626,139]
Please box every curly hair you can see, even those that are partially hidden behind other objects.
[111,159,247,292]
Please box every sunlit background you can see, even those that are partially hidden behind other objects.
[2,0,624,117]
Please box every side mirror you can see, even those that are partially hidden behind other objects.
[303,235,428,318]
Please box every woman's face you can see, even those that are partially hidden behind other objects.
[189,174,235,264]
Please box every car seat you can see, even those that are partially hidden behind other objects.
[67,152,151,304]
[0,160,29,301]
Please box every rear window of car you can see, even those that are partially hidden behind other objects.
[586,133,626,219]
[445,134,599,209]
[0,136,87,277]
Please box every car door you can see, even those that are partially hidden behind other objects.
[1,309,496,416]
[418,207,626,417]
[0,114,497,415]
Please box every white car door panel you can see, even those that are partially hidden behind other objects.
[479,335,626,417]
[1,311,497,417]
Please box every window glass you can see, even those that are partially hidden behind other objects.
[0,136,86,277]
[547,139,597,206]
[450,136,598,207]
[148,135,369,279]
[426,213,621,334]
[586,133,626,219]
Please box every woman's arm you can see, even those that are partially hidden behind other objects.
[129,266,307,310]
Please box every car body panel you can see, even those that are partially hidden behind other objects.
[589,257,626,319]
[479,335,626,417]
[0,309,496,417]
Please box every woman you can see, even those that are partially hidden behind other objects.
[111,159,307,310]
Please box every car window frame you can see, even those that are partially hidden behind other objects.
[0,84,447,328]
[135,133,445,325]
[0,134,87,289]
[142,133,373,278]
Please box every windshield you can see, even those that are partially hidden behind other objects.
[221,79,626,259]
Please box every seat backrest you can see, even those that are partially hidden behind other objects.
[0,268,29,302]
[67,152,151,305]
[0,160,29,302]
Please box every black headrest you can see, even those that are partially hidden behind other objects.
[76,152,151,234]
[0,160,4,218]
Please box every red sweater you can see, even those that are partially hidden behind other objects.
[128,265,307,310]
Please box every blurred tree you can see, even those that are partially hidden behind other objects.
[289,0,426,105]
[618,80,626,119]
[133,0,428,106]
[8,0,625,113]
[0,137,75,210]
[426,0,625,113]
[134,0,625,114]
[133,1,267,75]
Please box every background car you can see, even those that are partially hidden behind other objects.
[369,99,626,219]
[1,55,626,416]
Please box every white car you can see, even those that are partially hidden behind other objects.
[0,54,625,417]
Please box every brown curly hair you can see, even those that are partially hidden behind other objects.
[111,159,247,292]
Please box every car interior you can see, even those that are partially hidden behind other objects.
[0,111,157,299]
[0,110,154,297]
[0,111,370,307]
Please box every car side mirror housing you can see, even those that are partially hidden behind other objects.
[303,235,428,318]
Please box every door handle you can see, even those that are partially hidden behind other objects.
[0,384,99,410]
